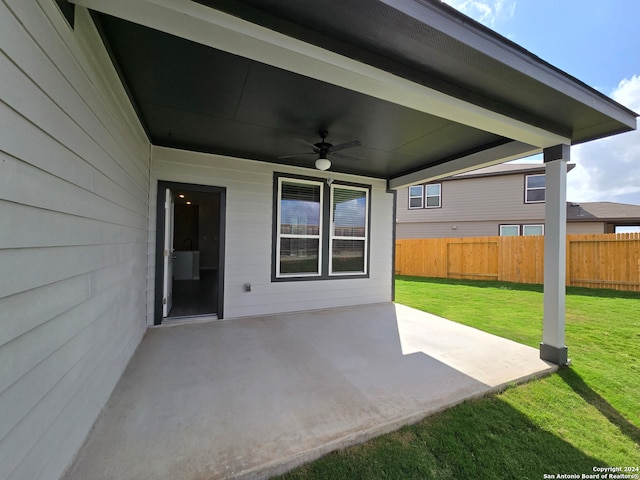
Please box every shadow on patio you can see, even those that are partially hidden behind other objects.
[62,303,555,480]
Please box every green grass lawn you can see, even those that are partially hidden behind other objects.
[277,277,640,479]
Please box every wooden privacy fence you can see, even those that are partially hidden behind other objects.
[395,233,640,292]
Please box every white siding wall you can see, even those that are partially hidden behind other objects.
[0,4,149,480]
[150,147,393,321]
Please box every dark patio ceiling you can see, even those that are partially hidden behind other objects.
[90,0,637,181]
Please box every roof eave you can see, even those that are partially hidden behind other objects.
[382,0,639,136]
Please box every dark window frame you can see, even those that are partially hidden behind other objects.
[272,172,371,282]
[54,0,75,28]
[275,177,324,278]
[154,181,226,324]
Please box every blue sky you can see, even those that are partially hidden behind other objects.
[442,0,640,206]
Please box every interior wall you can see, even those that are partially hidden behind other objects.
[199,195,220,269]
[173,204,199,251]
[149,146,394,321]
[0,4,150,479]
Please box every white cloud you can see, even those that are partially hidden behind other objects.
[440,0,516,27]
[442,0,638,205]
[568,75,640,204]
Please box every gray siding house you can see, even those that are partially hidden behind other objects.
[396,163,640,238]
[1,1,636,479]
[566,201,640,233]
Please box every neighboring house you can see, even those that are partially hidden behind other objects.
[396,163,640,238]
[566,201,640,233]
[1,1,637,479]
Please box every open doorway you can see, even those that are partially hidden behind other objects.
[154,181,225,325]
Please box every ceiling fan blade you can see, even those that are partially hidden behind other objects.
[277,153,316,159]
[293,138,320,151]
[329,139,362,152]
[330,151,363,161]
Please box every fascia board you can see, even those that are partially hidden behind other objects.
[381,0,638,130]
[388,141,541,189]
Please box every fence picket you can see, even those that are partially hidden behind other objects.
[396,233,640,292]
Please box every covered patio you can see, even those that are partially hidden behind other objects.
[3,2,637,479]
[63,303,554,480]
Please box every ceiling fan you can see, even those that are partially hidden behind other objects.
[278,129,362,171]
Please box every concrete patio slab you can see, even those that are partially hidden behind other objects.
[62,303,556,480]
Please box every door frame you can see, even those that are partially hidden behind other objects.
[154,180,226,325]
[162,188,175,316]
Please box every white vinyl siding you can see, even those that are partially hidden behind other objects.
[150,147,392,319]
[525,174,545,203]
[1,5,149,480]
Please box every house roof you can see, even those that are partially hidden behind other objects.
[568,202,640,224]
[74,0,637,185]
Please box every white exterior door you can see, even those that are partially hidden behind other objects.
[163,189,175,317]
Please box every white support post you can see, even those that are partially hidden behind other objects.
[541,144,570,365]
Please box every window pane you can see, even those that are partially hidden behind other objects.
[501,225,519,236]
[523,225,544,236]
[332,239,365,273]
[409,185,423,197]
[409,197,423,208]
[279,238,319,274]
[333,188,366,237]
[527,175,545,188]
[426,184,441,195]
[280,182,321,235]
[426,196,440,207]
[527,189,545,202]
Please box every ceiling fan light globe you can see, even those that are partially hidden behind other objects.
[315,158,331,171]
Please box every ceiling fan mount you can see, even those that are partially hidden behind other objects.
[314,129,331,157]
[278,129,362,171]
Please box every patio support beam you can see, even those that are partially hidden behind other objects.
[541,144,570,365]
[388,141,540,190]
